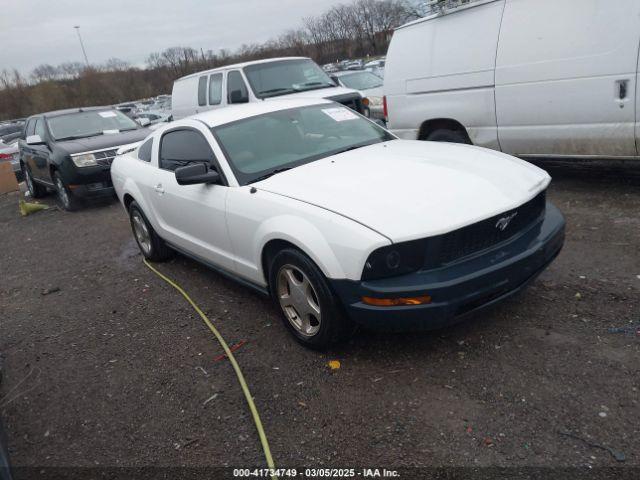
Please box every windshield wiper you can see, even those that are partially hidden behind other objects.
[249,167,292,184]
[55,132,104,141]
[294,82,335,92]
[259,87,296,97]
[332,143,373,155]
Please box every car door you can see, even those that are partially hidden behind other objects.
[495,0,640,157]
[30,118,52,181]
[146,126,235,272]
[20,118,37,173]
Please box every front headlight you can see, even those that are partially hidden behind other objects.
[368,96,383,107]
[362,240,425,280]
[71,153,98,167]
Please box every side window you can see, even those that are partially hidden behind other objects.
[227,71,249,104]
[197,76,208,107]
[25,119,36,137]
[159,129,215,171]
[137,138,153,162]
[34,118,46,139]
[208,73,223,105]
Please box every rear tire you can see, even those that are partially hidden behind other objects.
[128,201,173,262]
[268,248,354,349]
[53,171,81,211]
[24,167,47,198]
[425,128,471,144]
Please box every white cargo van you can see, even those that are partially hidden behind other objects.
[171,57,363,120]
[384,0,640,158]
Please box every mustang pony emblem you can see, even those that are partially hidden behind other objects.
[496,212,518,231]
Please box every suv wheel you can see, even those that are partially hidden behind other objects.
[268,248,354,349]
[24,167,47,198]
[53,172,80,211]
[128,201,173,261]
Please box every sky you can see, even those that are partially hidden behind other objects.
[0,0,348,74]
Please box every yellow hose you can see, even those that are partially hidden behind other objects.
[143,259,277,479]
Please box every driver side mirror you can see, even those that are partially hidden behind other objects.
[229,89,249,104]
[26,134,45,145]
[175,162,220,186]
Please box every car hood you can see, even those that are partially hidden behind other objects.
[56,128,150,155]
[264,86,359,102]
[255,140,551,243]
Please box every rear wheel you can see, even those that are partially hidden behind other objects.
[425,128,471,144]
[24,167,47,198]
[268,248,354,349]
[53,171,80,211]
[128,201,173,262]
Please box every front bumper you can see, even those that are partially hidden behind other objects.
[58,162,115,198]
[331,201,565,331]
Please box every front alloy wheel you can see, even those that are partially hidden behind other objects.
[268,248,354,349]
[277,264,322,337]
[53,172,79,211]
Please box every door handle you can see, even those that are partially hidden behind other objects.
[154,183,164,194]
[617,80,629,100]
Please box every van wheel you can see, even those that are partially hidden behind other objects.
[425,129,471,144]
[268,248,354,350]
[128,201,173,262]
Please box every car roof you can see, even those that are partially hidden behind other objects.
[175,57,311,82]
[178,97,335,129]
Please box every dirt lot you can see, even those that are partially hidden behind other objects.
[0,161,639,479]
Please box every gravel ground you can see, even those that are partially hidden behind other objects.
[0,161,639,479]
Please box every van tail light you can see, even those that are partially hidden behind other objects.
[0,153,12,159]
[383,95,388,121]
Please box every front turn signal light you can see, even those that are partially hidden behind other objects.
[362,295,432,307]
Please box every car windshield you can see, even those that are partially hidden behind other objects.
[337,71,383,90]
[213,104,395,185]
[47,110,139,141]
[243,59,336,99]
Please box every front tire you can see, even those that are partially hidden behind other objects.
[53,171,80,211]
[268,248,354,349]
[128,201,173,262]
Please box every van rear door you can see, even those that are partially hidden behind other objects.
[495,0,640,158]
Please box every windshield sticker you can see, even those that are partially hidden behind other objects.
[322,107,358,122]
[99,111,117,118]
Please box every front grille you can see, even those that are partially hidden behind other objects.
[425,191,547,267]
[94,149,118,166]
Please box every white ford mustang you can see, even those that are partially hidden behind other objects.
[111,98,565,348]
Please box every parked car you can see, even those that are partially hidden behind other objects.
[135,111,171,126]
[0,122,23,142]
[0,135,22,181]
[19,107,149,210]
[331,70,384,121]
[171,57,363,120]
[384,0,640,158]
[112,97,565,348]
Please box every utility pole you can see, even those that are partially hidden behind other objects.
[74,26,90,67]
